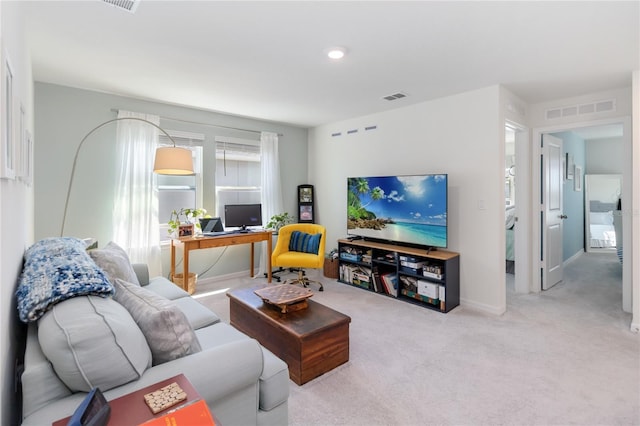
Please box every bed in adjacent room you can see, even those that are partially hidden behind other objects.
[588,201,617,249]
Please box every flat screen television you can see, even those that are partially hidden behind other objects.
[347,174,448,249]
[224,203,262,229]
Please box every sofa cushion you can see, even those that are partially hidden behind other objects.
[88,241,140,285]
[172,297,220,329]
[144,276,191,300]
[16,237,115,322]
[37,296,151,392]
[113,279,202,365]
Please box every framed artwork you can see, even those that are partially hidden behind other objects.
[574,166,582,192]
[299,205,313,222]
[299,185,313,203]
[1,51,15,179]
[565,153,574,180]
[21,129,33,186]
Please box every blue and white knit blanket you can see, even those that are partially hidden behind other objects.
[16,237,114,322]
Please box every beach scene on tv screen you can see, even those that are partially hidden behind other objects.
[347,174,447,247]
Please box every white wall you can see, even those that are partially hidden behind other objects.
[0,2,34,424]
[34,83,309,280]
[586,137,624,173]
[309,86,506,314]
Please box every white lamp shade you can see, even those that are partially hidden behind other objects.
[153,146,194,175]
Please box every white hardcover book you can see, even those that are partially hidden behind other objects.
[439,285,446,301]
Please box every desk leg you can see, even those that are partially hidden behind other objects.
[183,246,190,292]
[267,233,272,283]
[170,240,176,280]
[250,242,255,278]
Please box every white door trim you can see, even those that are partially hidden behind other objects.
[531,117,632,313]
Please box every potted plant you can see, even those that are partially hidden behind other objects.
[168,208,209,237]
[266,212,294,232]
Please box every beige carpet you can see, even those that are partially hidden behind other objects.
[193,252,639,425]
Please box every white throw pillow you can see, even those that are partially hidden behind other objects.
[38,296,151,392]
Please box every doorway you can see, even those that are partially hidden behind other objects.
[504,121,529,295]
[535,120,628,312]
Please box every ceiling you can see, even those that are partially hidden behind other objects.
[21,1,639,128]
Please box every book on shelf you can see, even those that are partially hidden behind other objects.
[380,273,398,297]
[372,267,381,293]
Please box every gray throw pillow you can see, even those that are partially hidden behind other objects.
[38,296,151,392]
[113,278,202,365]
[89,241,140,285]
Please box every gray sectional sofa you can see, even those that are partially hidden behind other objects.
[18,238,289,425]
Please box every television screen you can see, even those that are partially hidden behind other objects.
[224,204,262,229]
[347,174,448,248]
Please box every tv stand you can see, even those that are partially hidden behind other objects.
[337,239,459,313]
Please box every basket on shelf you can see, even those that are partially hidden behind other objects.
[170,272,197,294]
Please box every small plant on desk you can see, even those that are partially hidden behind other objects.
[168,208,209,237]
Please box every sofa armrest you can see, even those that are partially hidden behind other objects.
[22,339,265,426]
[132,263,150,286]
[107,338,264,404]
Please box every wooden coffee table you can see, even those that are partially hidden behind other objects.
[227,286,351,385]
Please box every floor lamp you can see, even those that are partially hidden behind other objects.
[60,117,194,236]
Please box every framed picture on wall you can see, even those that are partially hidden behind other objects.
[1,51,15,180]
[574,166,582,192]
[299,185,313,203]
[565,153,574,180]
[299,205,313,222]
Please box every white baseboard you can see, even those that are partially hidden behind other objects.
[564,250,584,266]
[459,298,506,316]
[195,270,258,286]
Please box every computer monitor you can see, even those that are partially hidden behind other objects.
[224,204,262,230]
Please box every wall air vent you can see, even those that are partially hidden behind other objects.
[383,92,408,101]
[102,0,140,13]
[545,99,616,121]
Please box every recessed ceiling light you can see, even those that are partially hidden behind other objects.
[326,47,347,60]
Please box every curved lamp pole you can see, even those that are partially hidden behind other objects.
[60,117,193,236]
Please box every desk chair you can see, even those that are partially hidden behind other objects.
[271,224,326,291]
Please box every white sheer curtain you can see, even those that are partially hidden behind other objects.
[259,131,283,276]
[113,110,162,277]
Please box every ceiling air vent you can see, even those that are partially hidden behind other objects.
[383,92,408,101]
[102,0,140,13]
[545,99,616,121]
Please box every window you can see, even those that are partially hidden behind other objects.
[157,131,204,241]
[215,137,262,226]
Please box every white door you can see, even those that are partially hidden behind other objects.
[542,134,564,290]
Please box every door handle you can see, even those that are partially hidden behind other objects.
[559,214,568,219]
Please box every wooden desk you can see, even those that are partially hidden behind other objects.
[53,374,202,426]
[171,231,272,292]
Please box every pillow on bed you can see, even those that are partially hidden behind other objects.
[590,211,613,225]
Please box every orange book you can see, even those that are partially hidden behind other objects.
[139,399,216,426]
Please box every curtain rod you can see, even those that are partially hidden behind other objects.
[110,109,282,137]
